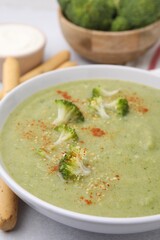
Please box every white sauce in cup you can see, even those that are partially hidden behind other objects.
[0,24,45,56]
[0,24,46,79]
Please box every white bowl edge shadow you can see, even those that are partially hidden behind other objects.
[0,65,160,234]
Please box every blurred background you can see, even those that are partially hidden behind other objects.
[0,0,54,9]
[0,0,90,69]
[0,0,160,70]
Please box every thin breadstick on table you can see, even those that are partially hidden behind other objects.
[0,51,71,96]
[0,179,18,231]
[58,61,77,69]
[0,57,20,231]
[3,57,20,94]
[0,53,77,231]
[20,50,70,83]
[0,89,3,100]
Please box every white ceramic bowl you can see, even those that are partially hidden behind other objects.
[0,65,160,234]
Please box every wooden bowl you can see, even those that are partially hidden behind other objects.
[59,10,160,64]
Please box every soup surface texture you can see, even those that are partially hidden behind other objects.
[1,79,160,218]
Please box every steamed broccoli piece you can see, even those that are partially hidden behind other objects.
[117,0,160,29]
[105,98,129,116]
[54,124,78,146]
[111,16,130,31]
[58,0,117,31]
[59,146,91,181]
[89,96,110,119]
[53,99,84,126]
[92,87,120,98]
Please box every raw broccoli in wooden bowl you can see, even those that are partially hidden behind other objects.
[58,0,117,30]
[58,0,160,31]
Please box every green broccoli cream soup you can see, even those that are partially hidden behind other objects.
[1,79,160,218]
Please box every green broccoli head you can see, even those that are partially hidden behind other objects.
[53,99,84,126]
[157,1,160,18]
[58,0,71,11]
[92,87,120,98]
[59,0,117,30]
[111,16,130,31]
[116,98,129,116]
[59,146,91,181]
[105,97,129,116]
[54,124,78,146]
[89,96,110,119]
[113,0,120,9]
[118,0,160,29]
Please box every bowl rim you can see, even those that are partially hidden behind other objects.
[1,65,160,227]
[59,8,160,36]
[1,162,160,225]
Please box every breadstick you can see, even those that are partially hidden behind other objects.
[0,89,3,100]
[0,179,18,231]
[0,57,20,231]
[57,61,77,69]
[3,58,20,94]
[20,50,70,83]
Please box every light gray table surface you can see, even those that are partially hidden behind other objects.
[0,1,160,239]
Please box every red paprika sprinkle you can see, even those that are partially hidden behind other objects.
[84,199,92,205]
[48,165,59,174]
[126,94,149,114]
[138,106,149,114]
[91,128,106,137]
[56,90,72,100]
